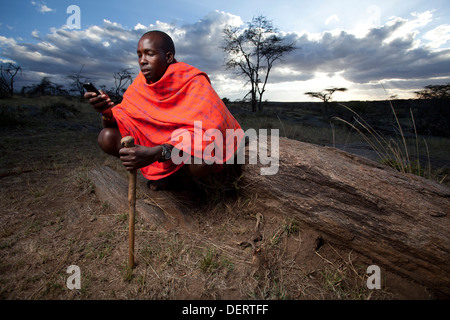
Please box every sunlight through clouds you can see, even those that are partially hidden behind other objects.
[349,5,382,38]
[1,4,449,101]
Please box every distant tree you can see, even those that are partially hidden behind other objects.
[54,84,69,96]
[0,63,21,97]
[222,15,296,112]
[414,83,450,100]
[26,77,67,96]
[30,77,53,96]
[304,87,348,118]
[68,65,89,97]
[113,68,133,102]
[20,77,69,96]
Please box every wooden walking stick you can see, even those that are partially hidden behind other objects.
[121,136,137,269]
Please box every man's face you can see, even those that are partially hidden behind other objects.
[137,35,173,84]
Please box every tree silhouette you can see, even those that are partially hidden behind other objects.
[414,84,450,100]
[305,87,348,118]
[113,68,133,102]
[222,15,295,112]
[0,63,21,97]
[26,77,67,96]
[68,65,89,97]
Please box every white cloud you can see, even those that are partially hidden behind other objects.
[325,15,339,26]
[31,30,40,39]
[283,10,450,85]
[0,35,18,50]
[383,11,433,46]
[424,24,450,49]
[134,23,147,31]
[31,1,55,13]
[1,10,449,101]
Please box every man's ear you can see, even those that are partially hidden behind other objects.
[166,52,175,64]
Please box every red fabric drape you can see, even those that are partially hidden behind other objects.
[112,62,243,180]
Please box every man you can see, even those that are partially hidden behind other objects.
[85,30,243,190]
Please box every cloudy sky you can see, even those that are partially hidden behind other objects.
[1,0,449,101]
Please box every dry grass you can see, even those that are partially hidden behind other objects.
[232,100,449,185]
[331,102,449,183]
[0,96,437,300]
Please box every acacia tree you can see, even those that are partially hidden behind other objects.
[414,84,450,100]
[113,68,133,102]
[68,65,89,97]
[305,87,348,118]
[222,15,295,112]
[0,63,21,97]
[28,77,55,96]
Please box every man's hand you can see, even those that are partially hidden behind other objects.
[84,90,114,114]
[119,144,163,171]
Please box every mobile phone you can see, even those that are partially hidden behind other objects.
[83,82,101,95]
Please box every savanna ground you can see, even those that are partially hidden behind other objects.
[0,95,449,300]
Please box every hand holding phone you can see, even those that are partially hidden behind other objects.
[83,82,114,113]
[83,82,101,96]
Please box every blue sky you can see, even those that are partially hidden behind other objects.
[1,0,449,101]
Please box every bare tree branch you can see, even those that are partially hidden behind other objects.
[68,65,89,97]
[222,15,296,112]
[113,68,133,102]
[0,63,21,97]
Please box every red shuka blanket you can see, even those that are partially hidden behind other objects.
[112,62,242,180]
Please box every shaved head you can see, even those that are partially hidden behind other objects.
[140,30,175,56]
[137,30,176,83]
